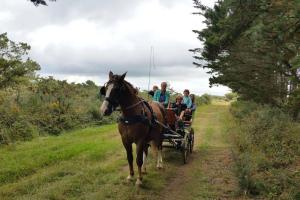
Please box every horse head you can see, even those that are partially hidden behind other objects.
[100,71,127,116]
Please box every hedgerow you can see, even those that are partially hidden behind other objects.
[230,101,300,199]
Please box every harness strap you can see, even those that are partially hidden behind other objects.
[119,99,157,131]
[125,100,144,110]
[142,101,157,124]
[118,115,150,126]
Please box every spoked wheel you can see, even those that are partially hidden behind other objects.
[182,133,190,164]
[189,128,195,153]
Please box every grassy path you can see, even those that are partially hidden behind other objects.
[160,102,245,200]
[0,102,244,200]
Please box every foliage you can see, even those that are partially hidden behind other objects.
[0,34,119,144]
[0,78,118,144]
[230,101,300,199]
[0,33,40,89]
[196,93,212,105]
[225,92,238,101]
[192,0,300,117]
[29,0,56,6]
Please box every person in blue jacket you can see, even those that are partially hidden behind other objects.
[183,89,192,109]
[153,82,170,108]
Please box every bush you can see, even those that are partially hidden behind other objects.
[230,101,300,198]
[0,78,117,144]
[225,92,238,101]
[0,97,37,143]
[196,93,212,105]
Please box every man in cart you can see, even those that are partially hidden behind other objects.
[153,82,170,108]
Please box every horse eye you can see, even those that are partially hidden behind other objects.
[100,86,106,96]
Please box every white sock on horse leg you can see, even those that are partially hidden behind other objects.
[157,150,163,168]
[142,152,147,172]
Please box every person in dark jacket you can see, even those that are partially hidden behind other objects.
[148,85,158,97]
[170,95,187,120]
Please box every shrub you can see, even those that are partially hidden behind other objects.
[0,78,117,144]
[225,92,238,101]
[196,93,212,105]
[230,101,300,198]
[0,96,37,143]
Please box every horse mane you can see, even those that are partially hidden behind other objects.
[109,73,139,97]
[123,80,138,96]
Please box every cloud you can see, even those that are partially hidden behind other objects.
[0,0,229,95]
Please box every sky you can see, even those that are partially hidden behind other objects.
[0,0,230,95]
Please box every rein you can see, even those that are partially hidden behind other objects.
[125,99,145,110]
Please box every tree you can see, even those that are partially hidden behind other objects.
[29,0,56,6]
[0,33,40,89]
[192,0,300,117]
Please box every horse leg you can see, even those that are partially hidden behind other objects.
[142,144,149,174]
[150,140,161,169]
[157,144,163,169]
[136,141,144,186]
[152,139,163,169]
[123,142,134,181]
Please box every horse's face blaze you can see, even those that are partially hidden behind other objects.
[104,104,113,116]
[100,83,115,116]
[100,72,127,116]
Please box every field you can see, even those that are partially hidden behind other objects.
[0,102,244,200]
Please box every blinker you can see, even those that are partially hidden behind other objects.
[100,86,106,96]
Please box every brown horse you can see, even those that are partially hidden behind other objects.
[100,71,165,186]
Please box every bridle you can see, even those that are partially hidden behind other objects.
[100,80,142,111]
[100,77,156,130]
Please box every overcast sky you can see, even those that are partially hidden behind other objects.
[0,0,230,95]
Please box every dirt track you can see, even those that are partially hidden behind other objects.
[159,102,249,200]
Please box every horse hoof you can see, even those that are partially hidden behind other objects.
[135,178,143,186]
[156,163,163,169]
[156,164,163,169]
[127,175,134,182]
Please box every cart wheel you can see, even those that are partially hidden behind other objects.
[182,133,190,164]
[189,128,195,153]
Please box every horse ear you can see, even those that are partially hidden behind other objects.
[109,71,113,80]
[120,72,127,81]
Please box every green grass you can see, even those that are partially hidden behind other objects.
[167,102,242,200]
[0,125,120,185]
[0,118,184,199]
[0,103,241,200]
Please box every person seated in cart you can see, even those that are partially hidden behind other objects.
[183,93,197,122]
[170,95,187,120]
[170,95,188,131]
[189,94,197,112]
[181,89,193,120]
[148,85,159,97]
[183,89,192,109]
[153,82,170,108]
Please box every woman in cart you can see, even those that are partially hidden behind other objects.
[170,95,187,119]
[169,95,188,131]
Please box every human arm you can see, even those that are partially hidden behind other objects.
[186,97,192,109]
